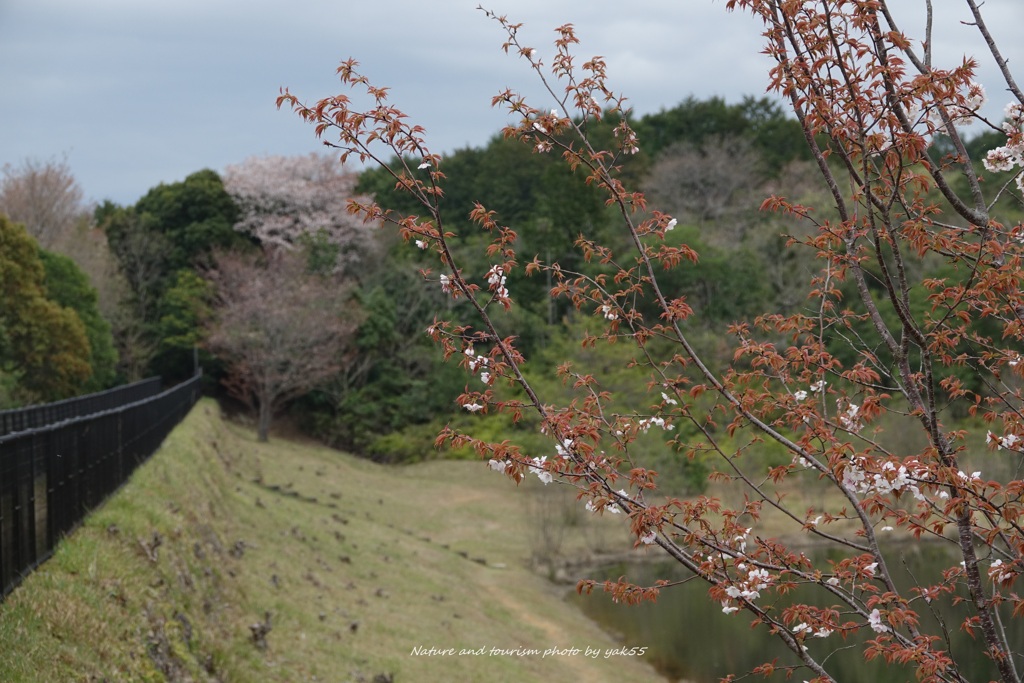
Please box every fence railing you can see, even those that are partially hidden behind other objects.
[0,372,202,598]
[0,377,163,437]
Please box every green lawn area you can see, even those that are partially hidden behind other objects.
[0,399,665,682]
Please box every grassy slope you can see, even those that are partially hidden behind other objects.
[0,400,664,683]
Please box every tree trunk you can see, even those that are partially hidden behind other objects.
[257,400,272,442]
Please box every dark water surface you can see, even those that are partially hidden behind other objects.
[570,542,1024,682]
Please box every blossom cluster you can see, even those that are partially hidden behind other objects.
[528,456,553,484]
[720,561,773,614]
[584,491,628,515]
[554,438,574,459]
[463,346,491,385]
[613,125,640,155]
[793,622,833,639]
[637,416,674,433]
[792,380,827,402]
[841,457,928,502]
[487,454,556,486]
[982,102,1024,193]
[868,608,889,634]
[837,401,862,433]
[532,110,559,153]
[986,430,1021,451]
[486,265,509,298]
[989,559,1016,585]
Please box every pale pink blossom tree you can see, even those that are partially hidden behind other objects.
[223,153,376,271]
[204,248,361,442]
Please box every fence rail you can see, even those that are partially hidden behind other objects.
[0,373,202,598]
[0,376,163,437]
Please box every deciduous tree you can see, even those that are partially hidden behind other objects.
[204,248,361,442]
[643,135,763,233]
[282,3,1024,681]
[0,156,89,250]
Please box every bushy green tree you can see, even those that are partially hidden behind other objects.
[101,170,250,381]
[0,216,92,403]
[131,169,244,274]
[37,249,118,391]
[156,268,215,379]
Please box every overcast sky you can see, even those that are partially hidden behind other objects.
[1,0,1021,206]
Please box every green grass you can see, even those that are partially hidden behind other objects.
[0,399,664,682]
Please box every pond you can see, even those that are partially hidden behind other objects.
[570,542,1024,682]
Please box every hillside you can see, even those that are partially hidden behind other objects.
[0,399,664,682]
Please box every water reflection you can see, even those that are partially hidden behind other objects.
[570,542,1024,682]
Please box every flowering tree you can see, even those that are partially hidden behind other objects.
[222,153,375,273]
[281,2,1024,681]
[204,248,361,442]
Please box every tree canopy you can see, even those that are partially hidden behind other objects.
[0,216,92,403]
[37,248,118,392]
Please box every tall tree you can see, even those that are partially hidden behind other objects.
[643,135,764,234]
[98,204,169,381]
[101,170,248,380]
[0,157,121,322]
[38,249,119,391]
[204,249,361,442]
[0,156,89,250]
[131,169,243,275]
[0,216,91,404]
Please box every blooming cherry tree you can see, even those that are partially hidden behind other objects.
[281,2,1024,681]
[204,248,361,442]
[222,153,375,270]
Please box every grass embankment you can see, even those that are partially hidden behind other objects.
[0,399,664,682]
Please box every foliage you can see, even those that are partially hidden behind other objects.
[0,216,92,403]
[281,4,1024,682]
[299,260,465,452]
[100,170,249,381]
[131,169,245,275]
[37,248,118,392]
[634,95,809,171]
[155,268,215,381]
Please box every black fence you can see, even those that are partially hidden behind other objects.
[0,372,202,598]
[0,377,163,437]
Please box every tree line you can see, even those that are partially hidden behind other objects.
[1,95,1011,466]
